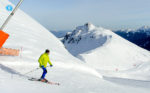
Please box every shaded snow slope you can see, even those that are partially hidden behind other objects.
[63,23,150,71]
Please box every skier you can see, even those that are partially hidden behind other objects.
[38,49,53,82]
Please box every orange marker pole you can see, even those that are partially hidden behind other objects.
[0,30,9,48]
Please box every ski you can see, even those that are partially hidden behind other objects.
[28,78,60,85]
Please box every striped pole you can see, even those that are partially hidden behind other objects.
[0,0,24,30]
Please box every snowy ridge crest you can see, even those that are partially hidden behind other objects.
[62,23,109,44]
[62,23,112,56]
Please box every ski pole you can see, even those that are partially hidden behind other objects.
[24,66,50,75]
[24,67,40,75]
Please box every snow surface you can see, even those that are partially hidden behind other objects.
[0,0,150,93]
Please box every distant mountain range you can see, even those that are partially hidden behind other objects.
[51,30,71,38]
[114,26,150,51]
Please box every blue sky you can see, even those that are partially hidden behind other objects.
[10,0,150,31]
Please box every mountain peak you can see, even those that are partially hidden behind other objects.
[84,22,96,31]
[73,23,97,35]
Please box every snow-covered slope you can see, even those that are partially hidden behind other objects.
[1,1,150,93]
[63,23,150,71]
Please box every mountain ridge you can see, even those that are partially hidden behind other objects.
[62,23,150,71]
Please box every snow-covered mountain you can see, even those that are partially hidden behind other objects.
[1,0,150,93]
[62,23,110,56]
[115,26,150,51]
[62,23,150,71]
